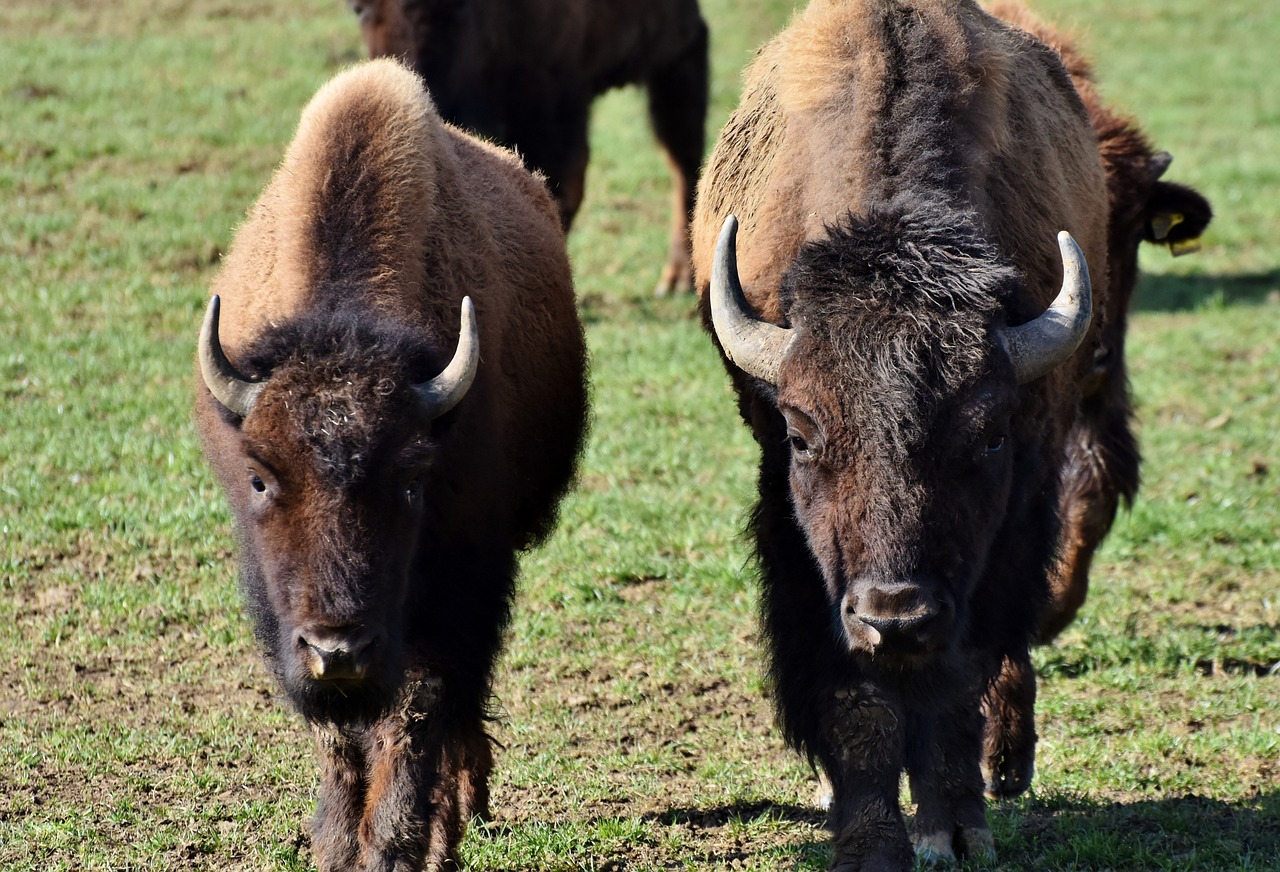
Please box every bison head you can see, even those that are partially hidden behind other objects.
[349,0,415,64]
[198,296,478,722]
[711,209,1090,670]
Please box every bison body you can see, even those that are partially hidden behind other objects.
[974,3,1212,792]
[988,2,1213,641]
[351,0,709,294]
[195,59,587,870]
[692,0,1113,865]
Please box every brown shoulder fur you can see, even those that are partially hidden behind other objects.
[202,58,583,545]
[693,0,1109,358]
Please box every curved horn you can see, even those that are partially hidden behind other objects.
[709,215,796,385]
[412,296,480,418]
[199,295,266,418]
[1003,231,1093,384]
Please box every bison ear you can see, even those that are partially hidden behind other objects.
[1144,180,1213,257]
[1147,151,1173,181]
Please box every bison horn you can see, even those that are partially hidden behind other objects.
[710,215,796,385]
[412,296,480,418]
[199,295,266,419]
[1003,231,1093,384]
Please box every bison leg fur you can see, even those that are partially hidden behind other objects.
[311,725,368,871]
[818,686,915,872]
[305,678,491,872]
[646,20,708,296]
[979,650,1037,800]
[906,701,994,865]
[1039,403,1138,641]
[355,697,489,872]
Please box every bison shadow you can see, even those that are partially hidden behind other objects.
[1132,269,1280,312]
[993,790,1280,868]
[639,792,1280,869]
[642,799,825,830]
[469,791,1277,869]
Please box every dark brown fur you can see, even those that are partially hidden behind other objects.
[691,1,1111,867]
[195,60,587,871]
[987,0,1212,640]
[977,2,1212,799]
[350,0,709,294]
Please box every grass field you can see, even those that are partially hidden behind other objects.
[1,0,1277,869]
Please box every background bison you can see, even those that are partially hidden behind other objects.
[975,2,1213,798]
[693,0,1119,866]
[195,59,588,870]
[349,0,709,294]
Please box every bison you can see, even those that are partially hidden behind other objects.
[348,0,710,295]
[194,59,587,871]
[978,1,1213,799]
[692,0,1119,865]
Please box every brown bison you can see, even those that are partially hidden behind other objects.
[692,0,1114,866]
[194,59,587,871]
[349,0,709,294]
[991,1,1213,642]
[978,1,1213,800]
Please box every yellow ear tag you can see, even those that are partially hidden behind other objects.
[1170,236,1202,257]
[1150,211,1186,241]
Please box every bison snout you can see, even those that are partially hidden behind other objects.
[297,625,382,682]
[842,582,954,656]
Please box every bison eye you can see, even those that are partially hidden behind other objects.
[250,473,267,494]
[404,479,423,507]
[984,434,1007,455]
[787,430,818,462]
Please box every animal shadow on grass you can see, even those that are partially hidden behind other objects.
[642,801,828,866]
[471,802,827,871]
[995,791,1280,868]
[1132,270,1280,312]
[644,799,825,830]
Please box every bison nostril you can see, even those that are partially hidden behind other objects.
[296,627,379,681]
[852,597,950,654]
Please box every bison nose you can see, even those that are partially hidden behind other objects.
[296,625,380,682]
[844,583,953,654]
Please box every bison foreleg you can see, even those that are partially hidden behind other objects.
[353,679,490,872]
[979,649,1037,800]
[1039,405,1138,641]
[818,685,914,872]
[906,701,993,865]
[646,19,708,296]
[311,724,368,871]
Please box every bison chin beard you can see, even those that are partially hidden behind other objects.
[835,610,975,707]
[277,635,408,728]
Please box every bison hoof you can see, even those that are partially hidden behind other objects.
[912,831,955,865]
[913,826,995,866]
[981,754,1034,800]
[956,825,996,862]
[814,770,834,811]
[653,264,695,297]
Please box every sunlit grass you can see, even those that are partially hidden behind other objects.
[1,0,1276,869]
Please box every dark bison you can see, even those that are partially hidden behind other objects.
[349,0,709,295]
[977,1,1213,799]
[195,59,587,871]
[990,1,1213,642]
[693,0,1112,866]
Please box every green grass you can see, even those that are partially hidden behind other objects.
[2,0,1277,869]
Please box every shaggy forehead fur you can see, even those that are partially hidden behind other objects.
[781,204,1016,439]
[239,310,438,489]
